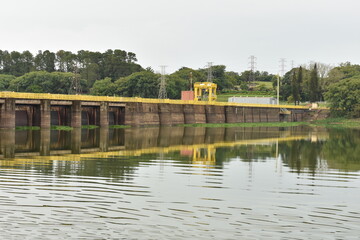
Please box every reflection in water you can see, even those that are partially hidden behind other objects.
[0,126,359,239]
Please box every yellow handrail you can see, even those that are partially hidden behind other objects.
[0,91,316,109]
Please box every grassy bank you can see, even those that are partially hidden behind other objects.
[179,118,360,129]
[109,125,131,129]
[310,118,360,129]
[179,122,308,128]
[217,93,275,102]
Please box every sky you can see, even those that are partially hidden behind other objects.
[1,0,360,74]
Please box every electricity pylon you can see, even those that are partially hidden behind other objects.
[158,65,167,99]
[69,63,82,95]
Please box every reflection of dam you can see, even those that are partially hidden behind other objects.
[0,126,323,162]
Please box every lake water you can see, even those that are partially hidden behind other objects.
[0,126,359,239]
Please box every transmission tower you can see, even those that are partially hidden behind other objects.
[248,55,257,82]
[206,62,213,82]
[279,58,286,77]
[69,64,82,95]
[158,65,167,99]
[291,60,295,69]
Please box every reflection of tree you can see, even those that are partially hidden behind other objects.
[215,145,274,166]
[4,127,360,179]
[279,128,360,173]
[279,140,325,174]
[322,129,360,171]
[54,155,158,181]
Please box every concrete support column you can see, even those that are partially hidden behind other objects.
[225,106,236,123]
[71,101,81,128]
[205,105,225,123]
[99,127,109,152]
[71,127,81,154]
[40,100,51,128]
[124,102,141,126]
[184,105,195,124]
[0,129,15,158]
[0,99,15,129]
[170,104,184,124]
[158,103,171,125]
[194,105,206,124]
[100,102,109,127]
[40,129,51,156]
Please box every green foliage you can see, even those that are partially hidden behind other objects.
[0,49,143,91]
[291,68,301,105]
[325,76,360,118]
[211,65,232,90]
[170,67,205,90]
[255,83,268,92]
[8,71,87,94]
[309,64,320,102]
[239,70,274,83]
[166,74,188,99]
[280,71,293,101]
[115,71,159,98]
[0,74,16,90]
[90,78,116,96]
[322,63,360,90]
[282,67,311,102]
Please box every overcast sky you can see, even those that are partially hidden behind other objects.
[1,0,360,74]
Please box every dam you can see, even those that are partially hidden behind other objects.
[0,92,322,128]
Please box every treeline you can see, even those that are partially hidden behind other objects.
[280,62,360,117]
[0,48,358,117]
[90,66,276,99]
[0,49,143,89]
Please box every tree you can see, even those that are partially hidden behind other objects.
[90,77,116,96]
[325,77,360,117]
[297,66,304,101]
[309,64,320,102]
[20,51,34,74]
[0,74,16,90]
[166,74,188,99]
[279,70,293,101]
[9,51,22,76]
[8,71,87,94]
[291,70,300,105]
[114,71,159,98]
[34,50,56,72]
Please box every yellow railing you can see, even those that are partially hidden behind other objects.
[1,135,310,165]
[0,91,314,109]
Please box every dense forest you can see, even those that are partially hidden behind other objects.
[0,49,143,92]
[0,49,359,117]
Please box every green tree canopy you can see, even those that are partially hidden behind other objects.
[115,71,160,98]
[8,71,87,94]
[325,76,360,117]
[0,74,16,91]
[90,77,116,96]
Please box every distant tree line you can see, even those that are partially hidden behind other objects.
[89,66,276,99]
[0,48,359,118]
[0,49,143,90]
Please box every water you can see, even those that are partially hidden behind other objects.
[0,126,359,239]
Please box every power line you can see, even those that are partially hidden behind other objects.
[158,65,167,99]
